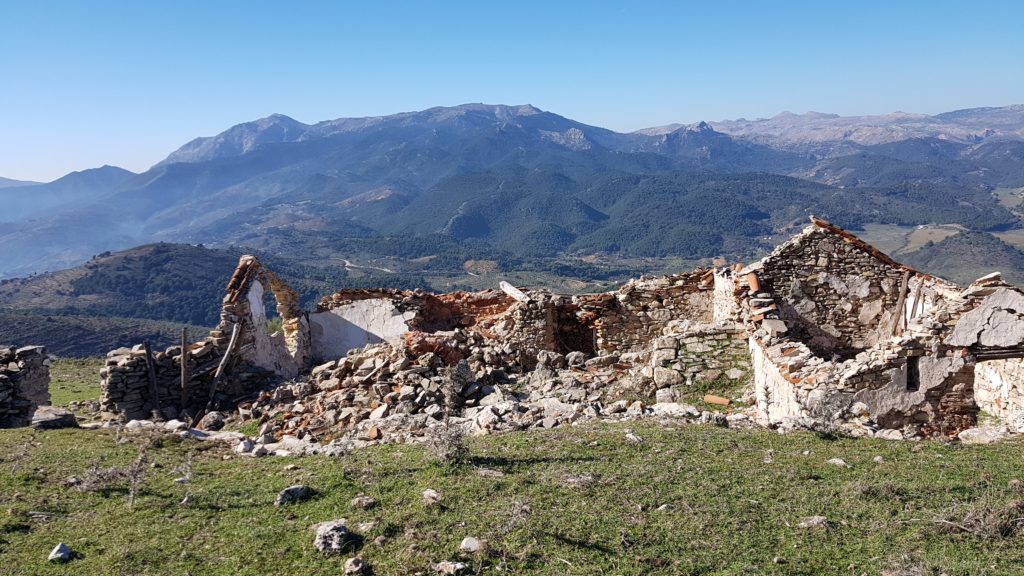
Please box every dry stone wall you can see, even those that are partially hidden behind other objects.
[580,270,718,355]
[650,326,750,389]
[101,256,310,421]
[750,220,913,357]
[0,345,49,428]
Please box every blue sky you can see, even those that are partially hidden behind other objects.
[1,0,1022,181]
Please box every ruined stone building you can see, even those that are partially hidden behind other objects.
[0,345,50,428]
[97,217,1024,441]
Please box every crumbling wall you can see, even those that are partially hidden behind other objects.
[101,255,311,421]
[650,326,749,389]
[581,270,717,355]
[975,359,1024,430]
[310,299,416,362]
[0,345,49,428]
[751,219,916,357]
[750,338,804,423]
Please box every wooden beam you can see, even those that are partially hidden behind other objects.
[499,281,532,304]
[890,271,911,337]
[206,322,240,410]
[180,328,190,409]
[143,341,161,419]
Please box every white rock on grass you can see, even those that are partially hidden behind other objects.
[797,516,829,529]
[47,542,72,562]
[459,536,483,553]
[313,520,353,555]
[351,495,378,510]
[958,426,1008,445]
[826,458,848,468]
[433,560,468,575]
[344,556,368,575]
[422,488,442,506]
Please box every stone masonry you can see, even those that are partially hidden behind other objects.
[0,345,50,428]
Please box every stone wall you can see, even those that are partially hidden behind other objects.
[751,219,915,357]
[975,358,1024,431]
[650,326,750,389]
[101,256,311,421]
[0,345,50,428]
[580,269,717,355]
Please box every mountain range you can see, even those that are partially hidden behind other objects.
[5,102,1024,355]
[2,103,1024,282]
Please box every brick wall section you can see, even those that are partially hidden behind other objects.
[0,345,49,428]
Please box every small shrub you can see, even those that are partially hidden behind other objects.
[425,422,470,468]
[937,497,1024,539]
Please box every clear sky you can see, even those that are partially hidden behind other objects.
[2,0,1022,182]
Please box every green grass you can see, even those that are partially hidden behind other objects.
[1,422,1023,575]
[47,358,104,406]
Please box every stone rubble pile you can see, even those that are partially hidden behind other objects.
[172,339,756,455]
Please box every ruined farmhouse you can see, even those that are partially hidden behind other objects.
[11,217,1023,444]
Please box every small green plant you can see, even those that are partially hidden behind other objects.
[236,420,261,437]
[266,316,283,334]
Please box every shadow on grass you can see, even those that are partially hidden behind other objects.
[470,455,596,470]
[546,531,617,555]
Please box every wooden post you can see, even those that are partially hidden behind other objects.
[908,280,924,321]
[890,271,911,337]
[143,341,161,419]
[206,323,240,410]
[180,328,190,408]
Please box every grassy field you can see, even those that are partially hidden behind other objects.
[856,224,963,258]
[1,421,1023,575]
[994,188,1024,211]
[47,358,103,406]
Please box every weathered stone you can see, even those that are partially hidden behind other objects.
[30,406,77,429]
[48,542,72,563]
[433,561,468,575]
[275,484,313,506]
[797,516,829,529]
[197,411,225,431]
[351,495,378,510]
[422,488,442,506]
[313,520,354,555]
[344,557,368,575]
[459,536,483,553]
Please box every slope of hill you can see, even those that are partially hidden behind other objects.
[901,230,1024,285]
[0,242,441,355]
[0,165,136,222]
[0,176,40,189]
[0,313,210,358]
